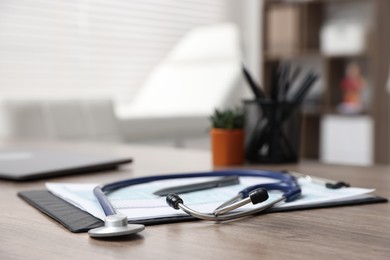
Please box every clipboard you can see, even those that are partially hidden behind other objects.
[18,189,388,233]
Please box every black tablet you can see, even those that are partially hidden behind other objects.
[0,147,132,181]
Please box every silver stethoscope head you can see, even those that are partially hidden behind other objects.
[88,214,145,238]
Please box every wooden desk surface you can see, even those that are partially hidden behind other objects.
[0,140,389,260]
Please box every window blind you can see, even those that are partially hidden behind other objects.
[0,0,231,99]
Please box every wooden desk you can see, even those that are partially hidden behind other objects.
[0,140,389,259]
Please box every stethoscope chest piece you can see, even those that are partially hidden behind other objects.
[88,214,145,238]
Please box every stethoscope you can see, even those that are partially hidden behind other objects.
[88,169,301,238]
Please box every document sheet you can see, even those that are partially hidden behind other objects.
[46,176,375,221]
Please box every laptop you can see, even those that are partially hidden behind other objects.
[0,147,132,181]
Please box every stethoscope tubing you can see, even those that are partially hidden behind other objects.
[94,169,300,217]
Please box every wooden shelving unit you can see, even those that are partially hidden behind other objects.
[262,0,390,163]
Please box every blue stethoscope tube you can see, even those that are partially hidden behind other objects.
[93,169,301,218]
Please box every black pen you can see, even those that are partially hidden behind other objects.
[282,72,318,121]
[153,176,240,196]
[242,63,266,99]
[270,63,280,102]
[290,66,302,88]
[290,72,318,107]
[282,65,301,102]
[279,62,290,102]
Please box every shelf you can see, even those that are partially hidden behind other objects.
[264,50,322,61]
[264,50,368,62]
[262,0,386,162]
[322,52,369,60]
[322,107,370,116]
[302,106,322,116]
[265,0,369,4]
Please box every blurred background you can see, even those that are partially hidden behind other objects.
[0,0,388,166]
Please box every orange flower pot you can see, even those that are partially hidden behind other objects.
[211,128,244,166]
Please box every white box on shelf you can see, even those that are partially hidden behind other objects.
[320,115,373,166]
[320,21,366,56]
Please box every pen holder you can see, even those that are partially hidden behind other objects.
[243,99,302,164]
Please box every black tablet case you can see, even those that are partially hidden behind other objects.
[18,190,388,233]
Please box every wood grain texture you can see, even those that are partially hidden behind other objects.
[0,139,389,260]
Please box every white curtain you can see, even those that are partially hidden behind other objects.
[0,0,231,100]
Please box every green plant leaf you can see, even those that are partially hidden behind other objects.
[210,107,245,129]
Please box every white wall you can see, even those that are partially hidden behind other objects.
[228,0,262,99]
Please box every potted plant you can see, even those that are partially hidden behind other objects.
[210,108,245,166]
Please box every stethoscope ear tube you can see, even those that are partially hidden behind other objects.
[168,193,286,221]
[213,188,269,216]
